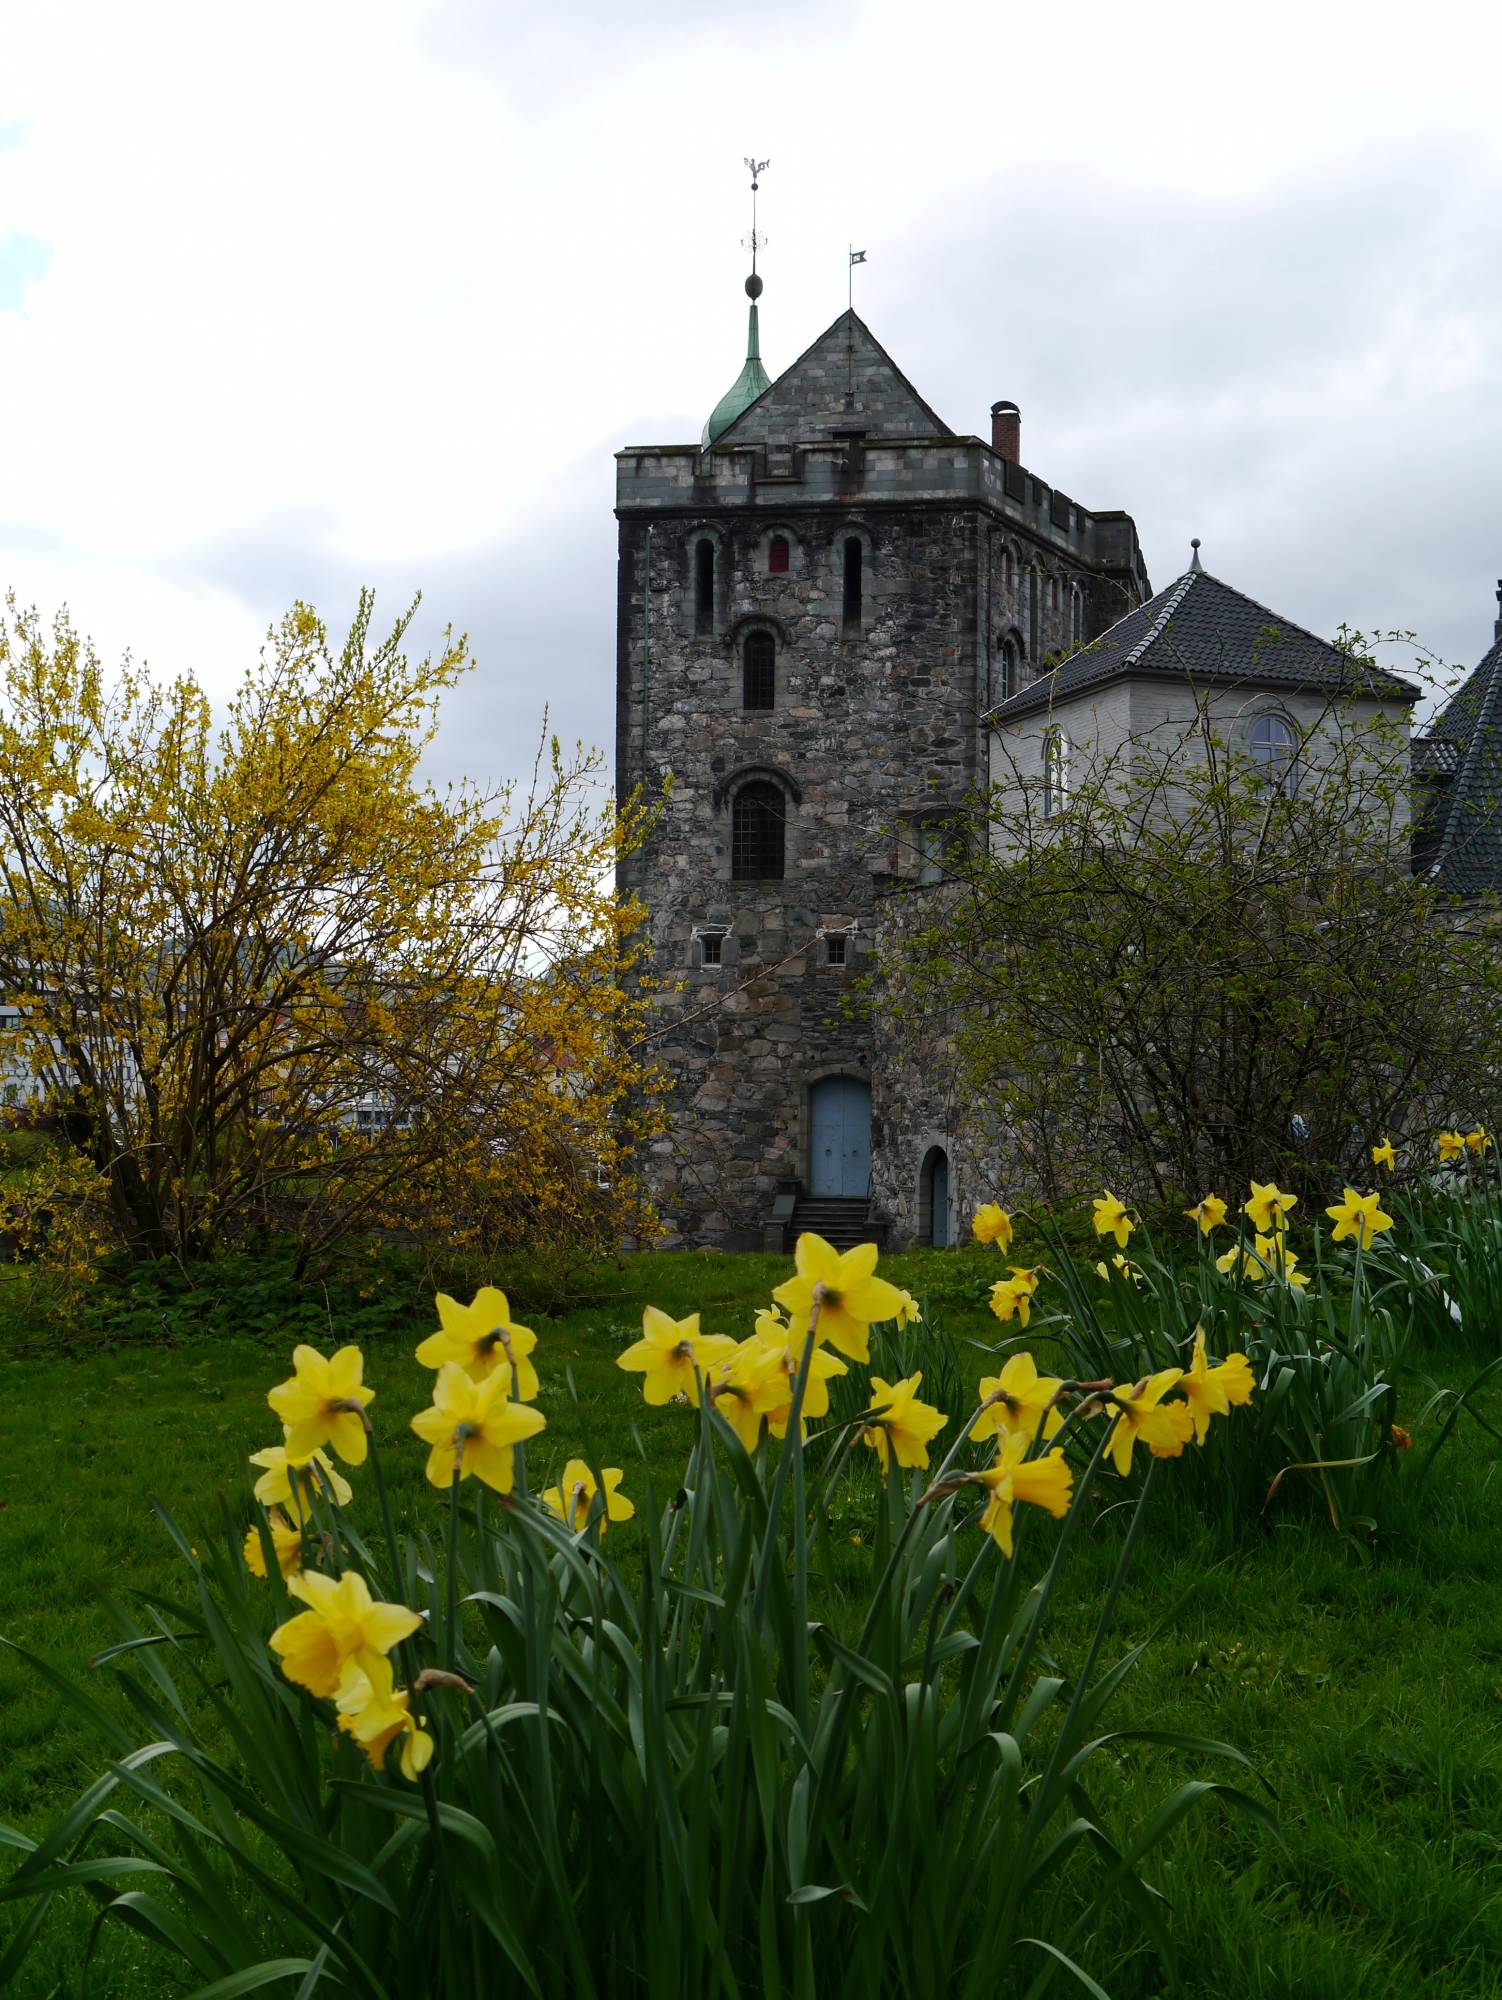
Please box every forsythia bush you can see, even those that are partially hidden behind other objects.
[1,1233,1270,1999]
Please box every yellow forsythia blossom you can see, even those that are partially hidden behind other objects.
[1178,1329,1255,1445]
[1371,1138,1396,1172]
[1436,1130,1466,1163]
[540,1459,635,1535]
[336,1661,434,1782]
[1091,1192,1134,1248]
[267,1346,375,1467]
[861,1373,948,1474]
[249,1440,353,1513]
[1244,1181,1297,1235]
[1325,1187,1395,1252]
[972,1350,1064,1445]
[771,1235,907,1363]
[976,1431,1074,1557]
[415,1288,540,1400]
[242,1509,304,1581]
[410,1363,547,1493]
[616,1307,738,1406]
[1106,1370,1193,1476]
[269,1570,422,1699]
[1184,1193,1228,1235]
[971,1203,1014,1251]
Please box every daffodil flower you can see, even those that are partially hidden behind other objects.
[267,1346,375,1466]
[861,1372,948,1473]
[1466,1127,1491,1156]
[971,1203,1014,1250]
[976,1431,1074,1556]
[1371,1138,1396,1172]
[540,1459,635,1535]
[1095,1253,1143,1284]
[771,1234,907,1363]
[1252,1233,1309,1290]
[410,1362,547,1493]
[973,1350,1064,1444]
[1325,1186,1394,1252]
[415,1287,539,1399]
[737,1328,847,1440]
[1106,1370,1193,1475]
[336,1661,434,1782]
[1092,1191,1134,1248]
[1244,1181,1297,1235]
[892,1288,922,1329]
[616,1307,737,1405]
[249,1439,353,1512]
[242,1509,304,1580]
[705,1338,787,1451]
[1178,1328,1255,1445]
[269,1569,423,1699]
[1184,1193,1227,1235]
[1436,1130,1466,1163]
[1215,1242,1261,1281]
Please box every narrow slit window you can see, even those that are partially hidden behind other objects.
[826,931,847,966]
[694,540,715,636]
[1042,730,1068,819]
[843,537,863,631]
[768,535,790,575]
[699,930,724,966]
[743,631,775,710]
[731,781,785,880]
[999,637,1018,703]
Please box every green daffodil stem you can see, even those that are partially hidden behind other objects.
[446,1466,462,1674]
[751,1288,824,1626]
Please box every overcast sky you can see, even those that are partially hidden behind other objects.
[2,0,1500,796]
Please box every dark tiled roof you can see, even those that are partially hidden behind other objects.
[987,568,1422,724]
[1413,634,1502,894]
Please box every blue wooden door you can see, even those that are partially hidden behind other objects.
[931,1152,950,1247]
[809,1077,872,1197]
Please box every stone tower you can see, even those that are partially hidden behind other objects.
[615,277,1150,1249]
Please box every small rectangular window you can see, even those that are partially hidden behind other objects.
[694,541,715,637]
[843,538,863,632]
[825,932,847,966]
[699,931,723,966]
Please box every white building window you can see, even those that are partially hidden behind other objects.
[1249,713,1300,794]
[1042,729,1068,819]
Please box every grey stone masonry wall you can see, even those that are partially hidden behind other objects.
[717,312,950,444]
[616,319,1150,1250]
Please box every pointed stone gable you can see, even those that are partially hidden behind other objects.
[715,311,952,446]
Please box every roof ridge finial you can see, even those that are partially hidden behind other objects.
[1189,537,1204,575]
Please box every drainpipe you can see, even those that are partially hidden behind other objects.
[640,524,653,785]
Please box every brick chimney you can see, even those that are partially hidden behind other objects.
[990,399,1020,463]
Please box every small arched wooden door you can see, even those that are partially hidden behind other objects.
[809,1076,872,1197]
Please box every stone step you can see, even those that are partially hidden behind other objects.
[788,1196,879,1252]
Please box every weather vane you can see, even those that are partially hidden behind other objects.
[743,156,770,277]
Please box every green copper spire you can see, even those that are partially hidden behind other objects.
[703,273,771,445]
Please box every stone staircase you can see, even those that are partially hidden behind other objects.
[785,1194,882,1252]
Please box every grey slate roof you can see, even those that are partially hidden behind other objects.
[1412,633,1502,893]
[714,310,953,448]
[987,567,1422,724]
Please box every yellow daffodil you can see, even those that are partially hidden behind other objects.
[771,1234,907,1362]
[893,1288,922,1329]
[540,1459,635,1535]
[336,1662,434,1782]
[1436,1130,1466,1163]
[1371,1137,1395,1172]
[1215,1242,1260,1281]
[1106,1370,1193,1476]
[705,1338,787,1451]
[1184,1193,1228,1236]
[973,1350,1064,1444]
[971,1203,1014,1250]
[1325,1186,1395,1253]
[737,1329,848,1440]
[1244,1181,1297,1235]
[248,1440,353,1513]
[1095,1254,1144,1285]
[242,1509,303,1581]
[616,1306,737,1405]
[989,1270,1038,1327]
[269,1569,422,1699]
[861,1373,948,1474]
[410,1363,547,1493]
[1466,1127,1492,1156]
[1253,1233,1309,1290]
[754,1303,790,1341]
[267,1346,375,1467]
[976,1430,1074,1556]
[415,1287,539,1399]
[1092,1191,1134,1248]
[1178,1328,1255,1445]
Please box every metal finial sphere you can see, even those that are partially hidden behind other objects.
[1191,537,1201,551]
[745,273,763,299]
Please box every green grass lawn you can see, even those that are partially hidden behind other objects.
[4,1247,1502,1996]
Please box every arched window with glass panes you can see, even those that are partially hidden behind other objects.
[1042,728,1068,819]
[731,781,786,879]
[743,631,775,710]
[1249,712,1300,794]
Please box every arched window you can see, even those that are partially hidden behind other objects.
[1070,586,1084,645]
[1001,547,1015,593]
[998,636,1020,703]
[1049,574,1060,615]
[1028,569,1041,662]
[731,781,785,880]
[768,535,790,575]
[743,631,775,710]
[1249,713,1300,794]
[843,537,863,631]
[694,540,715,636]
[1042,729,1068,819]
